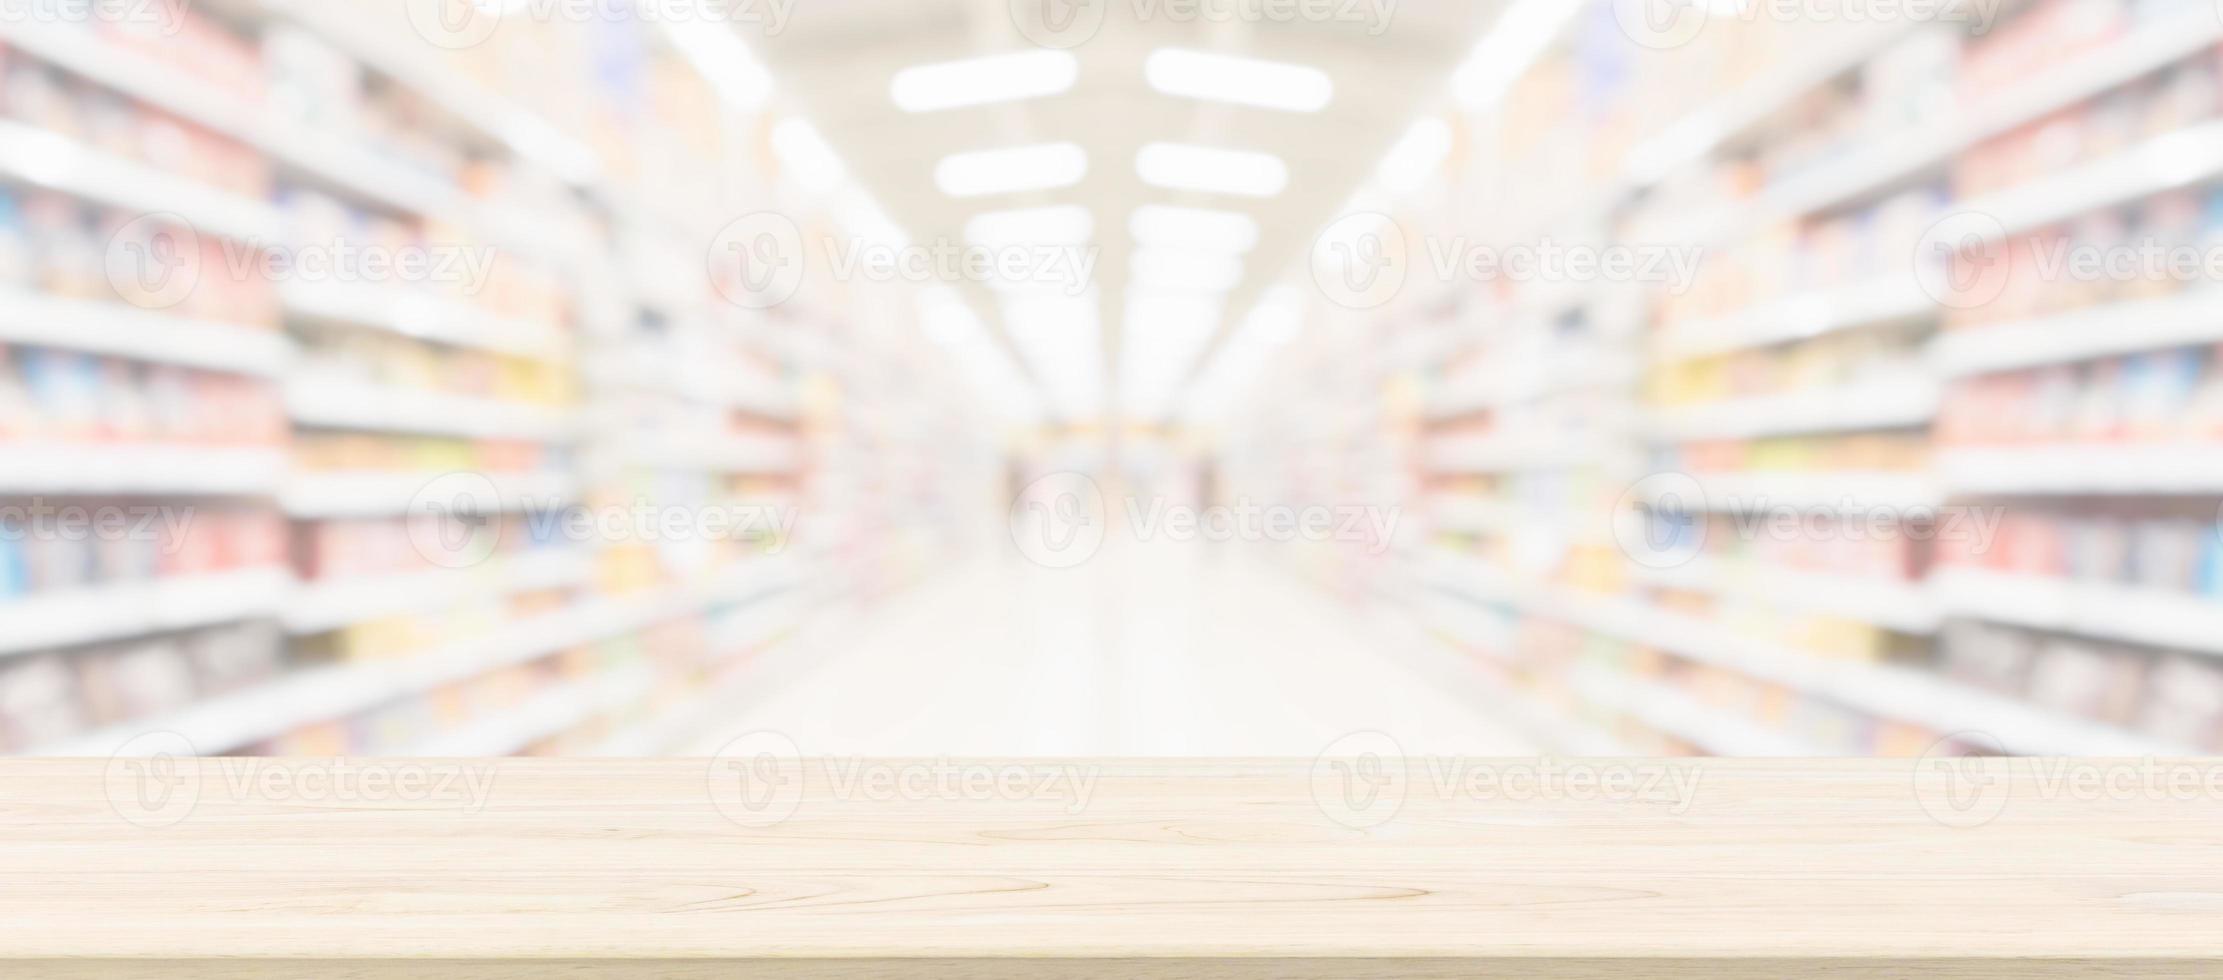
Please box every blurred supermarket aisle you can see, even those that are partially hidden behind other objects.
[689,543,1538,757]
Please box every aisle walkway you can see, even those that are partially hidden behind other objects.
[692,543,1537,757]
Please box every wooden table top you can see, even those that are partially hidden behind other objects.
[3,755,2221,978]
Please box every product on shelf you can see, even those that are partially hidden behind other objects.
[1938,344,2223,445]
[0,344,286,446]
[1940,618,2223,749]
[0,621,283,754]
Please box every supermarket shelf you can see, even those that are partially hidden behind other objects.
[40,559,800,757]
[1623,19,1919,186]
[1967,119,2223,239]
[0,119,280,242]
[1652,472,1944,512]
[1938,445,2223,495]
[1427,356,1637,418]
[0,286,293,376]
[1379,599,1630,756]
[282,282,572,360]
[612,435,803,475]
[1429,494,1523,535]
[1931,288,2223,377]
[0,445,287,496]
[587,355,801,418]
[254,0,603,188]
[278,472,577,519]
[403,664,656,756]
[1647,378,1939,441]
[1569,665,1834,757]
[286,379,581,442]
[1652,278,1936,361]
[1425,554,2194,757]
[1637,561,1940,634]
[1935,567,2223,657]
[1748,8,2223,228]
[282,550,594,635]
[589,662,756,756]
[1426,434,1607,474]
[0,568,290,659]
[0,20,585,261]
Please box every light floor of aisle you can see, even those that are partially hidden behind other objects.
[692,543,1539,757]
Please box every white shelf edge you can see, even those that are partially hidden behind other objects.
[0,568,291,659]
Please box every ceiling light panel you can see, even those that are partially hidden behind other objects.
[1136,143,1288,198]
[966,205,1096,249]
[1129,205,1260,254]
[891,50,1080,113]
[1130,247,1244,294]
[937,143,1089,197]
[1144,48,1334,113]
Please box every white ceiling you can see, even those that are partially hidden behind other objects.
[749,0,1502,423]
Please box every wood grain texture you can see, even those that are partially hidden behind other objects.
[2,758,2220,978]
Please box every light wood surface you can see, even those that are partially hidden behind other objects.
[4,757,2222,978]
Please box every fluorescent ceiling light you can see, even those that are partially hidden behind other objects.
[1129,205,1259,254]
[1451,0,1585,111]
[770,118,846,193]
[1377,118,1454,196]
[1130,247,1244,293]
[937,142,1089,197]
[966,205,1096,249]
[892,50,1080,112]
[1143,48,1333,113]
[1136,143,1288,198]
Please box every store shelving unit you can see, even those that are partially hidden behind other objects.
[1355,0,2223,757]
[0,0,961,757]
